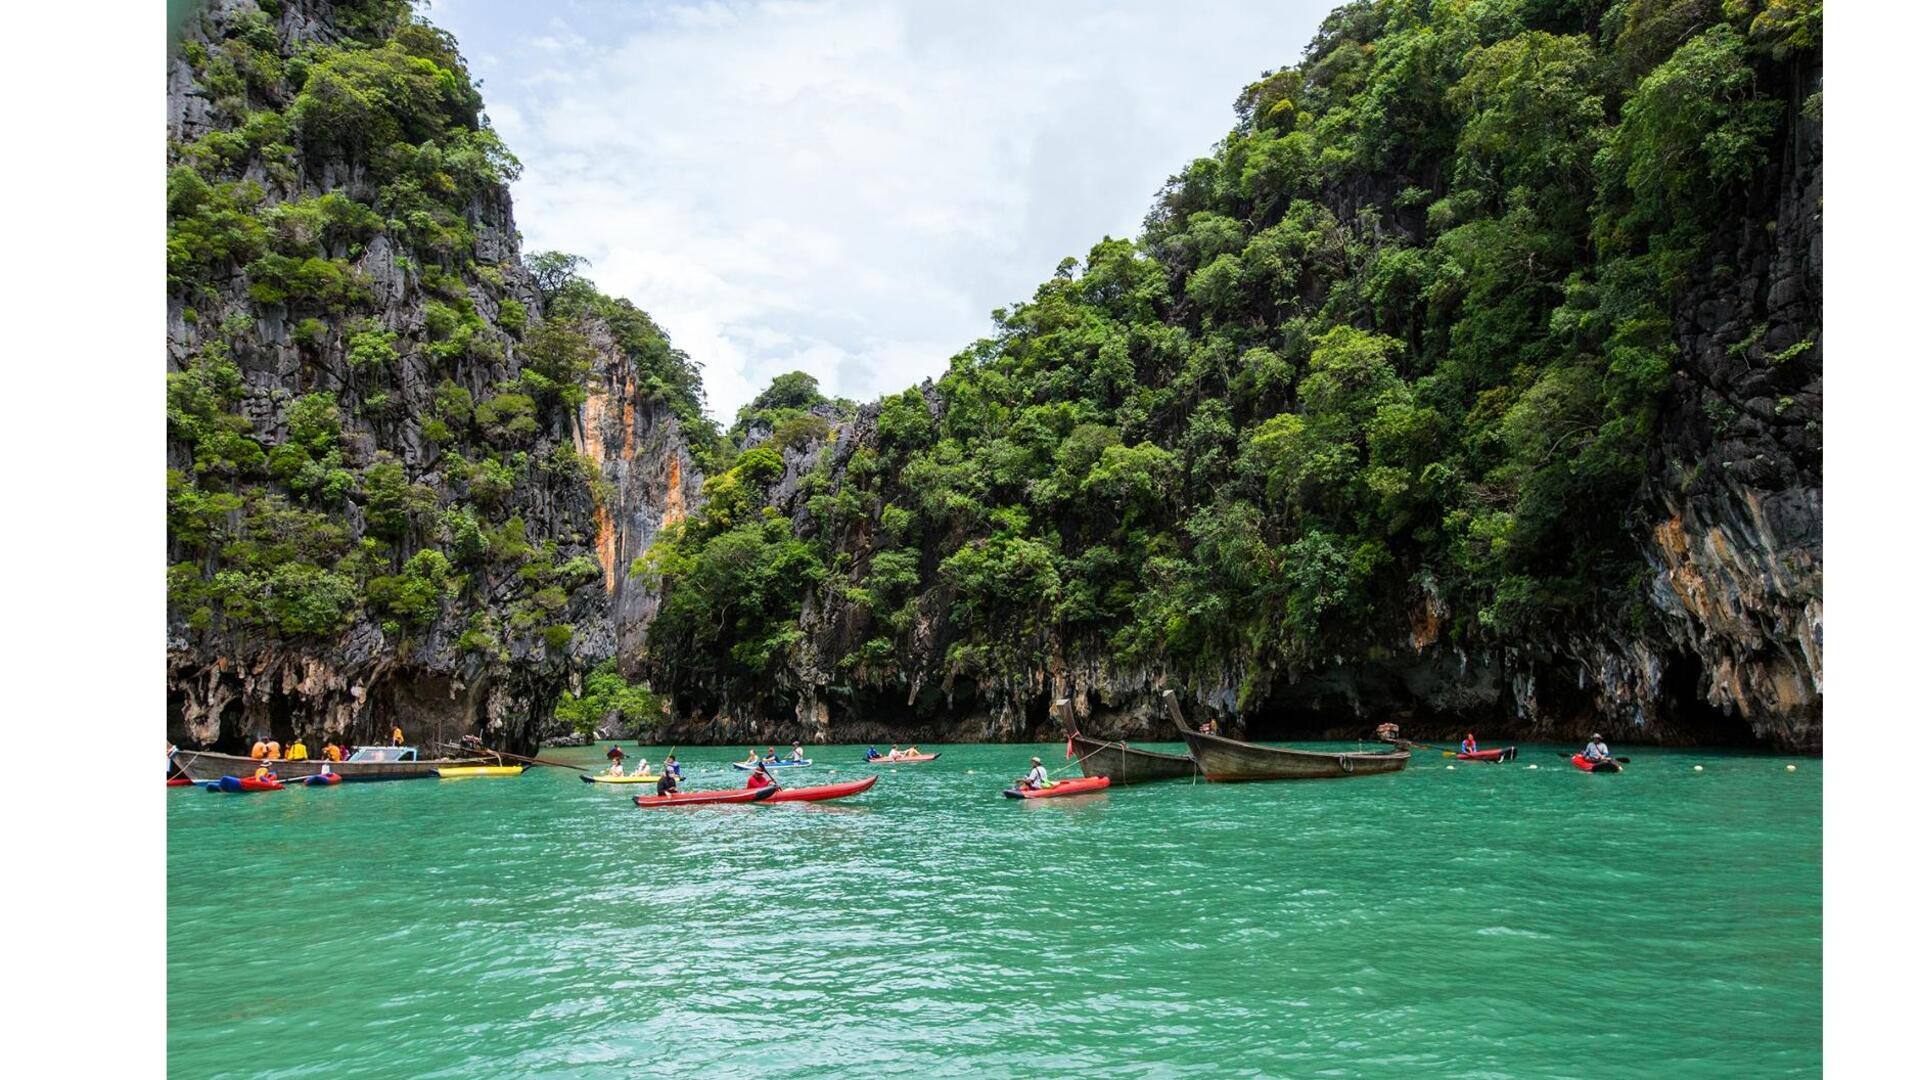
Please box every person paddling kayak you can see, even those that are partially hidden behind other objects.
[1461,732,1477,754]
[1582,733,1612,763]
[744,761,778,791]
[865,746,881,761]
[662,755,683,780]
[1016,756,1052,791]
[655,770,680,796]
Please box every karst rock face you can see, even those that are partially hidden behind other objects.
[634,11,1822,752]
[169,2,1819,753]
[165,0,701,752]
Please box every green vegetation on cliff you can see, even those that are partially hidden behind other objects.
[643,0,1821,718]
[165,0,713,665]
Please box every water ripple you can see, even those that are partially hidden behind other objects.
[170,744,1820,1077]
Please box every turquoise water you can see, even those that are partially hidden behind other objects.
[168,743,1820,1077]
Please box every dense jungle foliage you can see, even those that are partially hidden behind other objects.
[641,0,1821,714]
[165,0,714,670]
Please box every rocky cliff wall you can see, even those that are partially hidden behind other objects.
[165,0,699,752]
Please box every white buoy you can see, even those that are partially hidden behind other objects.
[1527,764,1538,770]
[1786,764,1798,772]
[966,769,974,775]
[1445,764,1455,770]
[1693,765,1704,772]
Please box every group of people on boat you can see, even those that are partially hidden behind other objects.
[249,736,352,762]
[743,743,807,765]
[864,744,924,761]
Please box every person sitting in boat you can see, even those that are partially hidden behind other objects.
[323,741,343,762]
[607,758,626,777]
[288,738,310,761]
[1582,734,1612,762]
[790,742,805,762]
[655,770,680,796]
[886,744,902,761]
[905,746,921,757]
[865,745,880,761]
[1460,732,1477,755]
[1018,756,1051,791]
[766,745,780,763]
[606,744,626,765]
[633,758,650,777]
[744,762,778,790]
[663,755,683,779]
[252,762,276,782]
[744,748,761,765]
[250,737,268,760]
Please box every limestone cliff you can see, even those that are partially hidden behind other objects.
[638,2,1823,751]
[165,0,702,751]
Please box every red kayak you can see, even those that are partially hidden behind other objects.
[633,786,777,809]
[167,776,194,787]
[761,775,878,804]
[1456,747,1517,763]
[207,775,286,792]
[1570,754,1622,773]
[1004,776,1111,799]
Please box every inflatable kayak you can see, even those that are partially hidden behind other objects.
[761,775,879,804]
[865,753,940,765]
[578,772,661,784]
[1004,776,1111,799]
[302,773,343,786]
[207,775,285,792]
[437,765,525,779]
[731,759,811,770]
[633,786,777,808]
[1570,754,1622,773]
[1455,747,1518,763]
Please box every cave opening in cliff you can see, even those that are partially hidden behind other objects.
[268,688,296,746]
[214,695,247,752]
[1662,653,1764,747]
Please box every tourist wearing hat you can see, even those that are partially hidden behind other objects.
[1581,733,1612,763]
[1019,755,1051,791]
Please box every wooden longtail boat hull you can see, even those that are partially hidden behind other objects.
[1066,734,1198,785]
[170,749,472,782]
[1162,690,1409,781]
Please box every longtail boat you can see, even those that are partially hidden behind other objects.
[1164,690,1410,781]
[170,745,479,783]
[1056,697,1197,785]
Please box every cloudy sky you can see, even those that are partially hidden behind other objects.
[427,0,1327,421]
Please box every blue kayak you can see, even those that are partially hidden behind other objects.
[731,759,811,770]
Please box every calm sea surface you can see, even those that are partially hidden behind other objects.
[168,742,1820,1077]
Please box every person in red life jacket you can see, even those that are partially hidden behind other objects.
[1461,732,1477,754]
[606,743,625,766]
[744,761,778,791]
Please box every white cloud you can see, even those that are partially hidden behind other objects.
[432,0,1324,421]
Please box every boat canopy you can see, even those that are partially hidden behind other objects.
[347,746,418,763]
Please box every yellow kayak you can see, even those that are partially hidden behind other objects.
[434,765,525,779]
[580,773,662,784]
